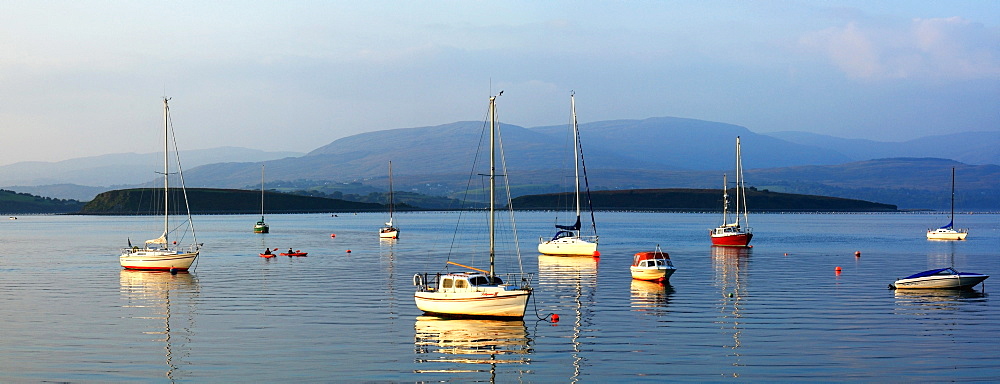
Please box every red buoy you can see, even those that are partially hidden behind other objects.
[330,234,336,238]
[855,251,861,257]
[835,266,842,274]
[346,249,352,253]
[551,314,560,322]
[592,251,601,258]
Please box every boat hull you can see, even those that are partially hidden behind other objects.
[120,250,198,271]
[892,274,988,289]
[710,231,753,247]
[414,290,532,318]
[630,266,676,282]
[379,228,399,239]
[254,225,269,234]
[538,237,598,256]
[926,229,967,240]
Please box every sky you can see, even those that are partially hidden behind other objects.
[0,1,997,167]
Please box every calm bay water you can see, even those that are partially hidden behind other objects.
[1,211,998,382]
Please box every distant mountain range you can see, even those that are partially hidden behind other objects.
[0,147,302,187]
[2,117,997,210]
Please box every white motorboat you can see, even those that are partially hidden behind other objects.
[120,98,201,272]
[413,93,533,318]
[539,92,599,256]
[890,267,988,289]
[630,245,677,282]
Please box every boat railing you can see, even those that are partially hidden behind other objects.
[413,272,534,292]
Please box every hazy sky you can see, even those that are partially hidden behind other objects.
[1,1,997,166]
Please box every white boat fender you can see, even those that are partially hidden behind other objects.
[413,273,423,287]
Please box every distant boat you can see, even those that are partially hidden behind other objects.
[120,98,201,271]
[254,164,269,234]
[710,137,753,247]
[890,267,988,289]
[630,245,677,283]
[413,93,533,319]
[379,161,399,239]
[538,93,599,256]
[926,167,967,240]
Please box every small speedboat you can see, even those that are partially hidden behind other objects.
[630,246,677,283]
[890,267,988,289]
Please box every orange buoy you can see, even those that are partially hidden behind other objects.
[593,250,601,258]
[835,266,842,274]
[330,234,336,238]
[854,251,861,257]
[784,253,788,256]
[346,249,352,253]
[551,314,560,322]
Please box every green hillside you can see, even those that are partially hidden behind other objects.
[80,188,386,214]
[512,188,898,212]
[0,189,85,214]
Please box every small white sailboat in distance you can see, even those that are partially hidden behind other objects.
[254,164,269,234]
[413,92,533,318]
[379,161,399,239]
[926,167,967,240]
[538,92,599,257]
[120,97,201,272]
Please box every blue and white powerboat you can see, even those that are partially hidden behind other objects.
[890,267,988,289]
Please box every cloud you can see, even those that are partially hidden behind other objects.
[801,17,1000,80]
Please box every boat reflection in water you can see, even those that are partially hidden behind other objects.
[893,287,987,315]
[630,280,674,316]
[711,246,750,378]
[120,270,200,382]
[537,255,598,382]
[413,316,531,382]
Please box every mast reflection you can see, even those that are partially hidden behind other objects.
[537,255,599,383]
[711,246,750,378]
[120,270,200,382]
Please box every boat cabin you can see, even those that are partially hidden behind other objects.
[550,230,577,241]
[632,251,674,268]
[417,272,508,293]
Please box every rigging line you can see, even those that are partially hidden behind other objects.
[446,112,491,269]
[496,110,525,276]
[168,108,197,247]
[576,111,598,237]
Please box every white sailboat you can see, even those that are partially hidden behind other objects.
[926,167,968,240]
[710,136,753,247]
[413,93,533,318]
[379,161,399,239]
[538,93,599,256]
[120,98,201,272]
[254,164,269,233]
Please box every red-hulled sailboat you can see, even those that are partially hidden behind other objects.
[710,137,752,247]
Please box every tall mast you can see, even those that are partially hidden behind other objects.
[260,164,265,218]
[950,166,955,225]
[571,92,581,222]
[388,161,394,224]
[488,94,497,278]
[163,97,170,244]
[722,173,728,225]
[735,136,748,226]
